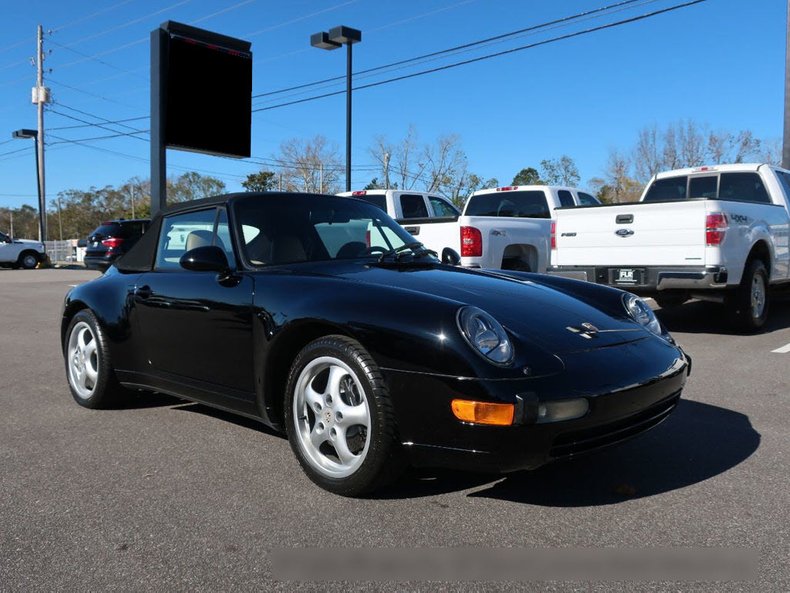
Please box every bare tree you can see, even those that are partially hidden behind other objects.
[423,133,468,197]
[603,149,640,203]
[368,127,475,197]
[277,135,342,194]
[678,120,706,168]
[633,125,663,183]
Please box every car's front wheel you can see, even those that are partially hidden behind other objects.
[284,336,403,496]
[64,310,125,408]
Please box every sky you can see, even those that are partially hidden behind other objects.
[0,0,785,212]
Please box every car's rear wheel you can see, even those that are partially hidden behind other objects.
[18,251,39,269]
[64,310,125,408]
[284,335,403,496]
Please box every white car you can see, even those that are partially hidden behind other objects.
[0,231,47,269]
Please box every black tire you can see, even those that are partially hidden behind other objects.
[728,259,769,333]
[284,335,404,496]
[654,293,688,309]
[63,309,126,408]
[18,251,39,270]
[502,257,531,272]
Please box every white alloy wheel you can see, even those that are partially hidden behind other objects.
[67,321,100,400]
[292,356,371,479]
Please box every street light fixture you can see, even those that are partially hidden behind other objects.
[12,128,46,242]
[310,25,361,192]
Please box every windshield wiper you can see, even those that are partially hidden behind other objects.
[378,241,436,263]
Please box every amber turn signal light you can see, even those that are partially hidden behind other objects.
[451,399,515,426]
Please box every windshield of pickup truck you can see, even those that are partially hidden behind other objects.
[465,190,550,218]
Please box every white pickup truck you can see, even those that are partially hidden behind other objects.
[549,164,790,331]
[342,186,599,271]
[0,231,47,269]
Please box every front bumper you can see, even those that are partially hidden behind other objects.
[547,265,728,293]
[385,338,690,473]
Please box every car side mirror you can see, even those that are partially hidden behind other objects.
[441,247,461,266]
[180,245,230,273]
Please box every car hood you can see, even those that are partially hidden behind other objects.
[296,262,648,354]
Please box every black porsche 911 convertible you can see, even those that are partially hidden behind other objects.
[62,192,690,496]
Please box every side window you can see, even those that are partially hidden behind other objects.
[578,192,600,206]
[155,208,217,270]
[0,231,10,243]
[719,173,771,204]
[557,190,575,208]
[429,196,459,217]
[776,170,790,203]
[688,176,718,198]
[216,209,236,268]
[399,194,429,219]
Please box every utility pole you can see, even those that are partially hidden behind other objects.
[319,163,324,193]
[383,151,391,188]
[32,25,49,242]
[130,185,136,219]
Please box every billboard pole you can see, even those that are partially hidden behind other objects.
[150,27,168,216]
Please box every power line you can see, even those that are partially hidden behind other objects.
[47,132,249,181]
[49,115,148,131]
[48,39,147,79]
[47,77,142,108]
[48,130,149,145]
[254,0,706,113]
[48,105,149,138]
[252,0,651,100]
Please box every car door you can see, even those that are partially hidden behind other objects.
[133,206,256,405]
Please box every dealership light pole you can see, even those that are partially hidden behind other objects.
[310,26,361,192]
[11,128,45,242]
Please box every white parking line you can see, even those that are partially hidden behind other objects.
[772,343,790,354]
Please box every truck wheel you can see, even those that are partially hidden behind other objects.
[18,251,39,270]
[729,259,769,333]
[284,335,404,496]
[502,258,531,272]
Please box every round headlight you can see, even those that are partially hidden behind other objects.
[457,306,514,365]
[623,294,662,336]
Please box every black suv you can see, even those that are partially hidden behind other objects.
[84,219,150,271]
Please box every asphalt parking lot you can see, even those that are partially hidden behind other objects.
[1,268,788,592]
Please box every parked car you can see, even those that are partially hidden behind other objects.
[61,193,690,496]
[83,219,150,271]
[0,231,47,269]
[549,164,790,331]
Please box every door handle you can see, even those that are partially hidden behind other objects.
[134,285,152,299]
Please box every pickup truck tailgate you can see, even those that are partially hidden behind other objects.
[552,201,707,266]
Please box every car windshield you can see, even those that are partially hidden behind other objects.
[233,194,434,266]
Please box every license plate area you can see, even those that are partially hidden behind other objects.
[610,267,645,286]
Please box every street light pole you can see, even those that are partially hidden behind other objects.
[310,26,361,192]
[12,128,45,242]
